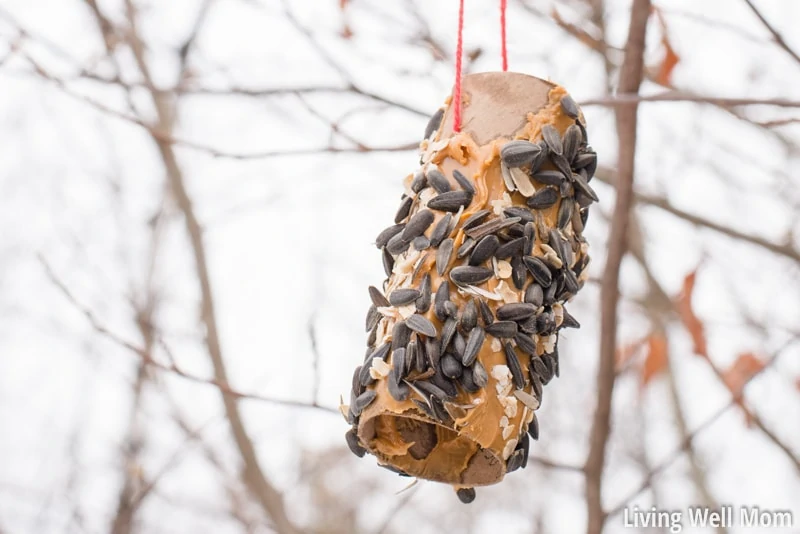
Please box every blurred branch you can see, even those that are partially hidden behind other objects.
[581,92,800,108]
[741,0,800,67]
[585,2,650,534]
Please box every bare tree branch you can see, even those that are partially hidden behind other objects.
[741,0,800,67]
[581,92,800,108]
[585,2,650,533]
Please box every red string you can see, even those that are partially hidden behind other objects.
[453,0,465,132]
[500,0,508,71]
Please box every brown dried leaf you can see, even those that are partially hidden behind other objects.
[641,332,668,388]
[616,336,647,370]
[676,270,708,358]
[723,352,765,399]
[653,7,680,86]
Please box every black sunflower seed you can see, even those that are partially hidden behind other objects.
[412,236,430,250]
[524,223,536,256]
[495,237,525,259]
[465,216,521,240]
[519,432,530,469]
[562,124,582,162]
[392,322,411,351]
[541,125,562,155]
[503,206,534,223]
[511,255,527,290]
[500,140,541,168]
[424,108,444,139]
[469,235,500,265]
[436,238,454,276]
[507,449,525,473]
[531,355,549,380]
[366,323,377,347]
[528,413,539,440]
[523,256,553,287]
[503,341,526,389]
[402,209,434,240]
[542,354,555,385]
[345,428,366,458]
[531,170,563,187]
[434,281,450,321]
[456,487,476,504]
[386,232,411,255]
[430,396,453,423]
[543,280,558,306]
[507,223,526,239]
[388,371,410,401]
[412,398,435,418]
[416,273,432,313]
[427,191,473,212]
[461,299,478,332]
[352,390,377,415]
[441,353,463,379]
[452,169,475,194]
[352,365,364,396]
[572,169,599,202]
[557,199,574,230]
[486,320,518,338]
[478,300,494,326]
[563,268,580,295]
[395,196,413,224]
[413,338,427,372]
[376,224,405,248]
[413,380,448,401]
[447,266,491,286]
[461,210,490,231]
[369,286,390,307]
[457,237,476,258]
[430,368,458,398]
[382,247,394,277]
[389,288,421,307]
[514,332,536,355]
[366,304,379,331]
[572,206,585,234]
[453,332,465,357]
[561,308,580,329]
[429,213,452,247]
[462,326,485,366]
[530,373,543,402]
[460,366,480,393]
[536,309,556,335]
[497,303,537,321]
[524,283,544,307]
[427,167,451,193]
[573,151,597,178]
[519,316,538,334]
[406,314,437,337]
[529,147,548,174]
[560,94,579,119]
[392,348,406,383]
[440,318,458,355]
[551,152,573,179]
[411,171,428,193]
[444,301,458,317]
[550,346,560,378]
[404,341,416,373]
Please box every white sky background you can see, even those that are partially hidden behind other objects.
[0,0,799,533]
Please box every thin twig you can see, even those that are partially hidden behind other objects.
[585,2,650,533]
[580,92,800,108]
[741,0,800,67]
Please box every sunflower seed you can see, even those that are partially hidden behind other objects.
[520,432,530,469]
[530,147,548,174]
[444,300,458,317]
[453,332,465,357]
[429,396,453,423]
[416,274,432,313]
[563,124,582,162]
[501,140,541,168]
[451,266,494,285]
[460,366,480,393]
[366,305,379,331]
[440,318,458,355]
[345,428,366,457]
[427,191,473,212]
[486,320,518,338]
[452,169,475,194]
[388,371,410,401]
[424,108,444,139]
[497,303,537,321]
[457,237,476,258]
[519,316,538,334]
[462,326,485,366]
[524,283,544,307]
[414,379,448,401]
[429,214,451,247]
[407,314,437,337]
[469,235,500,265]
[550,346,560,377]
[392,348,406,383]
[531,355,549,379]
[503,206,534,223]
[503,341,526,389]
[560,94,579,118]
[376,224,404,248]
[386,232,411,255]
[507,449,525,473]
[352,365,364,396]
[523,256,552,287]
[501,163,516,191]
[395,196,413,223]
[515,332,536,356]
[523,222,535,255]
[352,390,377,415]
[495,237,525,259]
[477,300,493,326]
[537,309,556,335]
[511,255,526,290]
[573,151,597,177]
[441,353,463,379]
[514,389,540,411]
[390,288,421,307]
[369,286,390,307]
[412,398,435,418]
[541,125,562,155]
[402,209,434,240]
[531,170,563,187]
[456,487,476,504]
[462,210,490,231]
[551,152,573,179]
[411,171,428,193]
[412,236,430,250]
[542,352,555,384]
[528,413,540,440]
[392,322,411,351]
[366,323,377,346]
[436,238,454,276]
[430,368,458,398]
[557,199,574,230]
[434,281,451,321]
[507,223,526,239]
[510,166,536,196]
[427,167,451,193]
[561,308,580,329]
[413,339,427,372]
[530,373,543,402]
[563,268,580,294]
[572,170,599,202]
[465,216,521,240]
[561,179,575,199]
[403,340,416,372]
[381,248,394,277]
[543,280,558,305]
[461,299,478,332]
[572,205,585,234]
